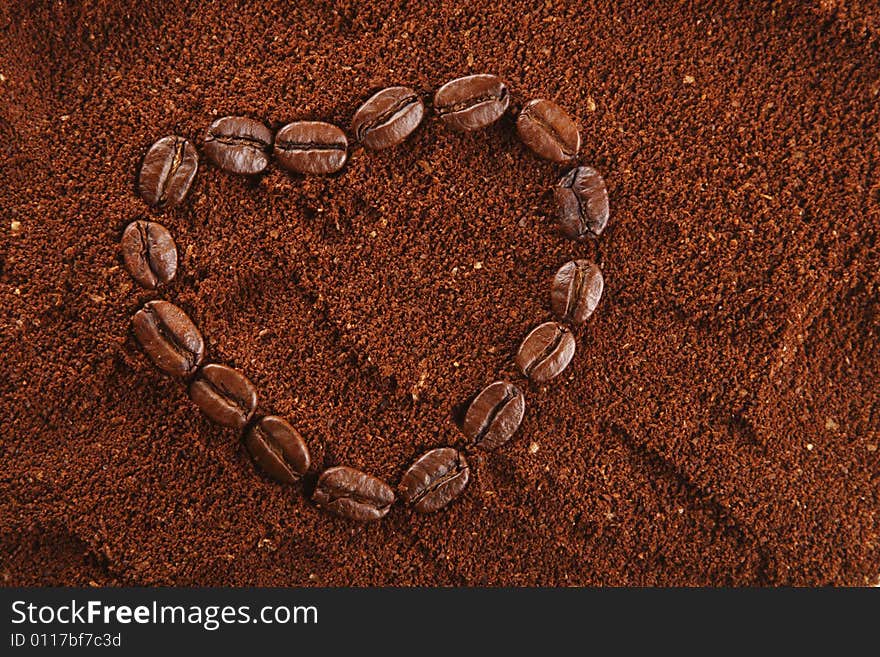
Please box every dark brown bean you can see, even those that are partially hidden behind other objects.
[138,136,198,208]
[516,99,580,163]
[312,466,395,522]
[245,415,311,484]
[352,86,424,150]
[555,166,610,239]
[434,74,510,131]
[461,381,526,450]
[120,220,177,289]
[188,364,257,431]
[399,448,469,513]
[203,116,272,175]
[551,260,604,325]
[274,121,348,175]
[132,300,204,377]
[516,322,576,383]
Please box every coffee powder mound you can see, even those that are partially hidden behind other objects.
[1,1,878,586]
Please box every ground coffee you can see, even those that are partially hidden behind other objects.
[1,0,878,586]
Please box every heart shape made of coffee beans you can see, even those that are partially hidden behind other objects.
[122,74,610,522]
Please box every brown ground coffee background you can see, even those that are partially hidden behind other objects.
[1,1,878,586]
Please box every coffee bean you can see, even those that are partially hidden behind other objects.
[434,74,510,131]
[555,166,610,239]
[399,448,469,513]
[188,364,257,431]
[551,260,604,325]
[516,322,576,383]
[138,136,199,208]
[132,300,204,377]
[245,415,311,484]
[120,220,177,289]
[312,466,395,522]
[516,99,580,163]
[461,381,526,450]
[352,86,425,150]
[203,116,272,175]
[274,121,348,175]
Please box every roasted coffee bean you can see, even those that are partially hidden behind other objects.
[554,166,610,239]
[461,381,526,450]
[132,300,204,377]
[274,121,348,175]
[203,116,272,175]
[551,260,604,325]
[434,74,510,131]
[138,136,198,208]
[516,322,576,383]
[312,466,395,522]
[399,448,469,513]
[516,99,580,163]
[120,220,177,289]
[245,415,311,484]
[188,364,257,431]
[352,86,425,150]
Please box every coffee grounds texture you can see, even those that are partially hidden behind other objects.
[1,1,878,586]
